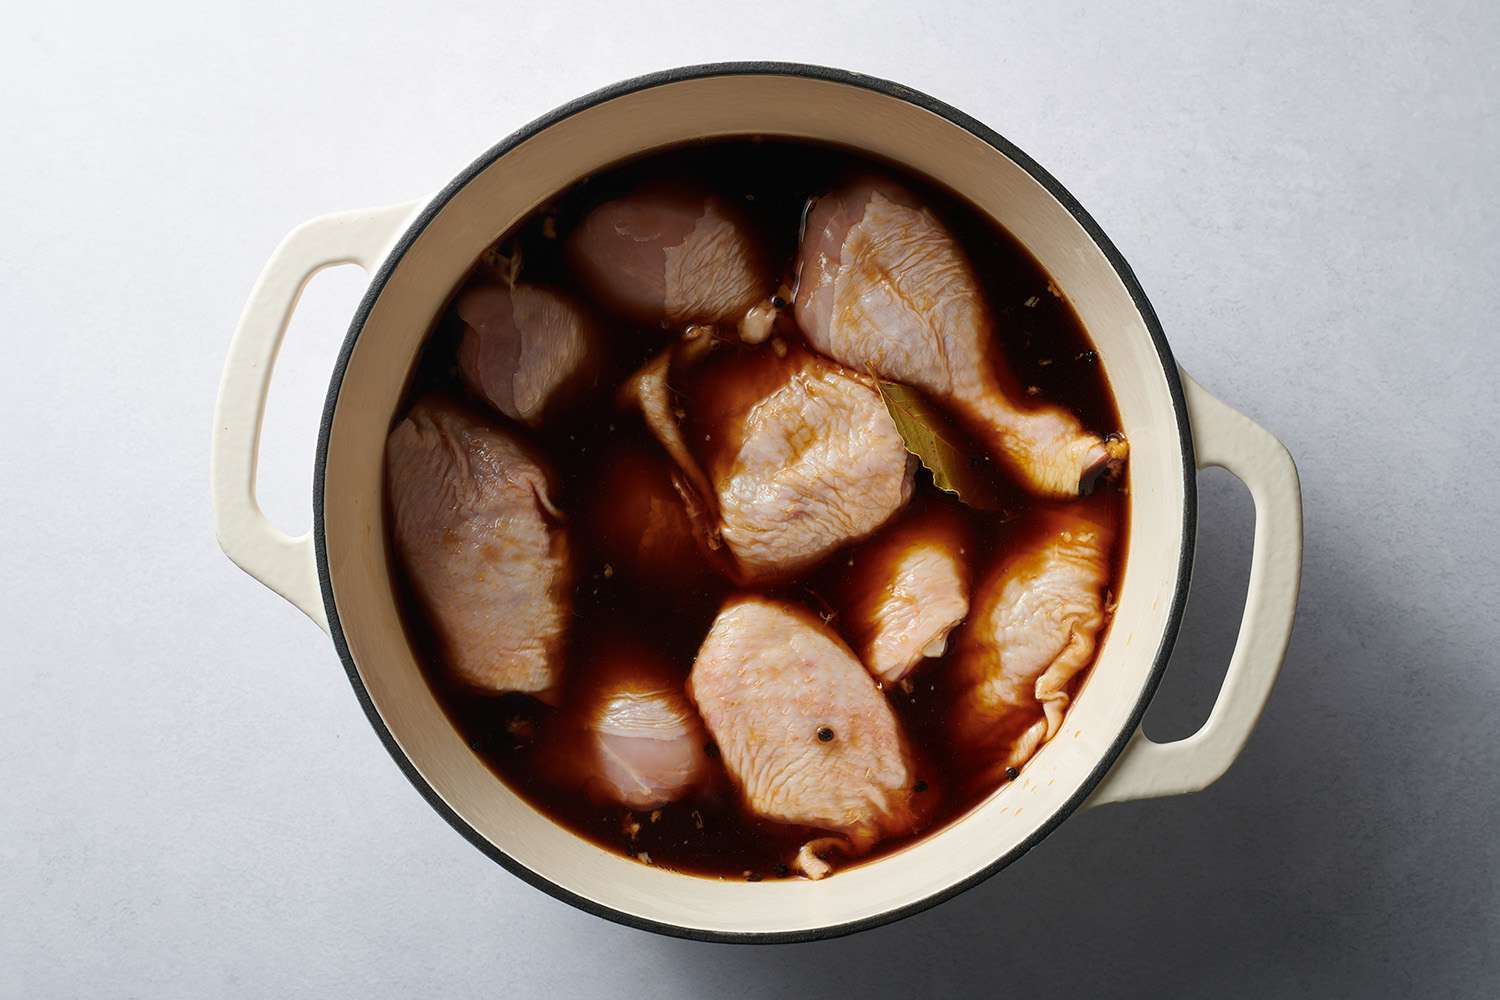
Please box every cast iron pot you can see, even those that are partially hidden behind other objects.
[211,63,1302,943]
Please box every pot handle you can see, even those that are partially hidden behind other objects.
[211,202,418,634]
[1088,370,1302,806]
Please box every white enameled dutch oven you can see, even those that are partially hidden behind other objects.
[212,63,1302,943]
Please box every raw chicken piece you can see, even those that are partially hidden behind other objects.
[688,597,919,877]
[794,178,1126,498]
[455,283,600,427]
[707,349,915,582]
[581,653,711,810]
[841,505,970,685]
[619,340,915,583]
[568,187,775,336]
[386,399,570,700]
[951,505,1115,771]
[629,341,913,583]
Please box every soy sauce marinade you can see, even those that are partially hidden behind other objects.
[393,139,1128,879]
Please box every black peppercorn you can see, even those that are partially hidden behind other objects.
[816,726,835,742]
[1005,766,1020,780]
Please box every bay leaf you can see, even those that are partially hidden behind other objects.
[875,380,1002,511]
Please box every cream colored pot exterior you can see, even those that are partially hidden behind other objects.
[212,65,1301,942]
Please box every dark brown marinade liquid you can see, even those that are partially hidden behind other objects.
[392,138,1128,880]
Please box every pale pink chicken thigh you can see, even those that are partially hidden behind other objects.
[688,597,919,877]
[710,352,916,582]
[794,178,1126,498]
[456,283,600,427]
[624,342,915,583]
[951,505,1115,771]
[568,188,776,338]
[841,506,970,685]
[386,399,571,700]
[583,669,711,811]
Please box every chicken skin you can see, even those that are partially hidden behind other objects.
[569,187,775,338]
[455,283,600,427]
[840,505,970,685]
[795,177,1125,498]
[689,597,919,877]
[386,399,571,700]
[624,342,915,583]
[582,657,711,810]
[951,505,1115,771]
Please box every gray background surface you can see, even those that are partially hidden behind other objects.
[3,1,1497,996]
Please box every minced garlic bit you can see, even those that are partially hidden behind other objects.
[739,301,777,344]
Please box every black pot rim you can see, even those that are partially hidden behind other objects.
[312,60,1197,946]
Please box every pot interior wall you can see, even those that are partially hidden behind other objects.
[319,73,1189,936]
